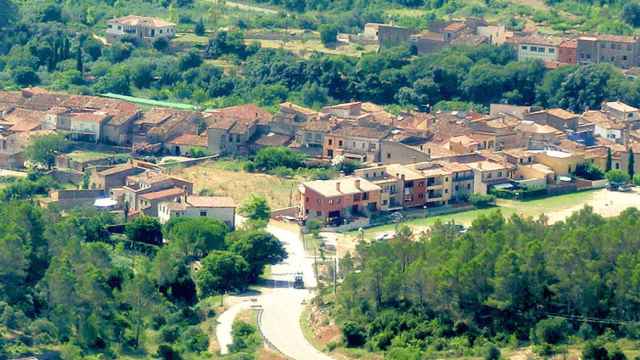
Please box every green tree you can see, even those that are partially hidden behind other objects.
[120,267,161,348]
[194,18,205,36]
[319,24,338,47]
[226,229,287,282]
[125,216,162,245]
[628,149,635,179]
[623,2,640,27]
[606,169,630,184]
[0,0,18,28]
[25,133,67,169]
[165,217,229,258]
[12,67,40,87]
[606,148,613,172]
[239,195,271,222]
[196,250,249,304]
[254,146,306,170]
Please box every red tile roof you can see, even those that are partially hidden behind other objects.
[168,134,208,147]
[186,195,235,208]
[140,187,185,201]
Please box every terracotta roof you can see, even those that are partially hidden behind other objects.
[385,164,425,181]
[70,111,110,124]
[444,22,466,32]
[467,160,510,172]
[517,121,559,135]
[98,164,137,176]
[518,34,564,47]
[546,108,578,120]
[279,102,317,116]
[108,15,175,28]
[330,123,390,139]
[137,108,176,126]
[594,34,637,43]
[168,134,208,147]
[186,195,235,208]
[3,108,46,124]
[449,135,479,146]
[207,104,272,125]
[140,187,185,201]
[303,177,380,197]
[255,132,292,147]
[441,162,472,173]
[560,38,577,49]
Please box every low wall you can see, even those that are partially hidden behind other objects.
[48,169,84,185]
[322,217,369,232]
[158,155,219,169]
[271,206,298,219]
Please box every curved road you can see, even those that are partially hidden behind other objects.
[215,222,332,360]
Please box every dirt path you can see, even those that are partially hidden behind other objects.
[219,0,279,14]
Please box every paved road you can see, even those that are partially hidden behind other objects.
[215,221,331,359]
[257,223,332,360]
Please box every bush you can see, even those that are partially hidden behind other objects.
[469,193,496,208]
[157,344,181,360]
[229,321,261,353]
[28,319,58,345]
[319,24,338,46]
[633,174,640,187]
[606,169,630,185]
[575,162,605,180]
[179,326,208,353]
[342,321,366,347]
[534,318,568,345]
[484,343,501,360]
[160,324,180,343]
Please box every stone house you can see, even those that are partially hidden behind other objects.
[158,195,236,229]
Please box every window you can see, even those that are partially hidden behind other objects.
[305,197,309,202]
[328,199,333,205]
[623,55,628,61]
[521,45,528,50]
[200,211,207,217]
[549,48,555,53]
[382,200,388,205]
[387,153,391,159]
[537,47,545,53]
[601,44,605,48]
[455,185,459,191]
[467,184,471,189]
[338,140,343,147]
[316,211,321,216]
[328,139,333,145]
[445,189,448,194]
[530,46,537,52]
[498,171,502,177]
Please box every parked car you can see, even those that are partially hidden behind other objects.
[619,184,633,192]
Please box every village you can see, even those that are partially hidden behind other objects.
[0,84,638,232]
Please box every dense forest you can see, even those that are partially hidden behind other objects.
[4,0,640,113]
[0,192,286,359]
[334,207,640,359]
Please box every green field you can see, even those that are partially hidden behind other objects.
[351,190,604,238]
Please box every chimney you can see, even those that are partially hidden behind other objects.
[355,179,361,190]
[336,181,341,192]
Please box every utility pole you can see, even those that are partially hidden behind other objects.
[333,256,337,295]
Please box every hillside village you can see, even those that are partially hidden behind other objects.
[0,85,639,229]
[6,2,640,359]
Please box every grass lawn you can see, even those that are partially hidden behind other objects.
[167,160,299,209]
[351,190,604,239]
[66,150,125,162]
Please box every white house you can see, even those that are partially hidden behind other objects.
[158,195,236,229]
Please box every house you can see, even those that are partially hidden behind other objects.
[577,35,640,69]
[1,108,46,132]
[443,22,467,42]
[558,39,578,65]
[205,104,272,155]
[158,195,236,229]
[323,123,390,163]
[106,15,176,45]
[299,177,382,223]
[138,109,202,146]
[0,130,53,169]
[582,110,627,144]
[410,162,453,207]
[467,160,514,195]
[477,25,511,45]
[166,134,208,156]
[442,162,475,202]
[118,171,194,216]
[601,101,640,123]
[532,149,584,178]
[517,34,564,62]
[88,161,152,191]
[410,31,446,55]
[354,165,405,211]
[516,120,564,147]
[271,102,317,136]
[524,108,579,131]
[362,23,413,48]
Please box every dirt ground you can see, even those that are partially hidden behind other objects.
[167,161,298,209]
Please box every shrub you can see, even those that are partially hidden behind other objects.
[484,343,501,360]
[28,319,58,345]
[229,321,261,353]
[633,174,640,187]
[160,324,180,343]
[179,326,208,353]
[534,318,568,345]
[606,169,630,185]
[469,193,496,208]
[575,162,605,180]
[157,344,181,360]
[342,321,366,347]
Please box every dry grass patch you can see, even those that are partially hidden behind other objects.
[167,160,298,209]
